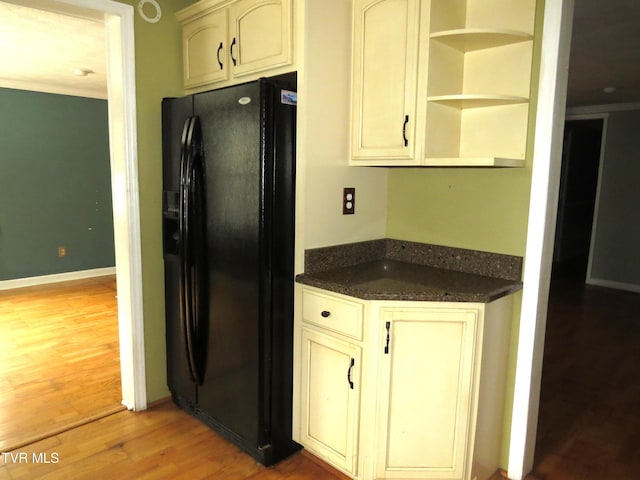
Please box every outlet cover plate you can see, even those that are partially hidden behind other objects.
[343,187,355,215]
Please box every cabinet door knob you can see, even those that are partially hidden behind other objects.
[321,310,331,318]
[216,42,223,70]
[347,357,355,389]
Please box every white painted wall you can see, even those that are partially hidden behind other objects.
[296,0,388,274]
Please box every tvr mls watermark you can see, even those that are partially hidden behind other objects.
[1,452,60,464]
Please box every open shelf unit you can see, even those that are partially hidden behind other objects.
[349,0,537,167]
[429,28,532,51]
[423,0,536,167]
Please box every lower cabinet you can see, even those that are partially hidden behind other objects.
[299,328,361,475]
[294,286,513,480]
[374,307,478,480]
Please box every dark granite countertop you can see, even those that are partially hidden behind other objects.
[296,239,523,303]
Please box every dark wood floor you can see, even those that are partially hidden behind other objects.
[531,260,640,479]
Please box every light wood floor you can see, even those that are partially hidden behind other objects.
[530,264,640,479]
[0,276,123,452]
[0,400,347,480]
[0,277,346,480]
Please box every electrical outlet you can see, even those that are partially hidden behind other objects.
[58,247,67,258]
[343,187,355,215]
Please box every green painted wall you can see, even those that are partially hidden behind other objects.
[118,0,194,401]
[386,167,532,256]
[0,88,114,281]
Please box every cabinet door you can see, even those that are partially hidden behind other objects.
[375,307,478,479]
[351,0,420,164]
[182,9,229,89]
[228,0,292,78]
[300,328,361,475]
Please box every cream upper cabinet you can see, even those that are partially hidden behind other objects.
[177,0,293,91]
[181,8,229,88]
[374,307,478,479]
[350,0,422,165]
[350,0,537,167]
[228,0,293,77]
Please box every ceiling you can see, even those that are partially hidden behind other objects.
[0,1,639,106]
[0,1,107,99]
[567,0,640,107]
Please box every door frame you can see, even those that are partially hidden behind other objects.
[13,0,147,411]
[507,0,574,478]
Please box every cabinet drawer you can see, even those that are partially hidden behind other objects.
[302,289,364,340]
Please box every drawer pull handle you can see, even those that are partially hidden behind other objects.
[347,358,355,389]
[384,321,391,354]
[321,310,331,318]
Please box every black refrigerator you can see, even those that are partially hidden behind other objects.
[161,73,300,466]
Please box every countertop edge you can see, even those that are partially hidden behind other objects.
[296,272,523,304]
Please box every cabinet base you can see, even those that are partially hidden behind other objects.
[300,450,353,480]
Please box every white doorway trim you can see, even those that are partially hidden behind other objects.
[103,0,146,412]
[14,0,147,411]
[507,0,574,478]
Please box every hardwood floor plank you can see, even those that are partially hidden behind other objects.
[0,402,344,480]
[532,273,640,480]
[0,276,122,452]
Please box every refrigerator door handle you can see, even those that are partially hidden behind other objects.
[179,116,203,385]
[188,116,207,385]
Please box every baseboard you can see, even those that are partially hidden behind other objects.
[586,277,640,294]
[0,267,116,290]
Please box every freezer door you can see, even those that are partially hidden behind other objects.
[162,96,198,405]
